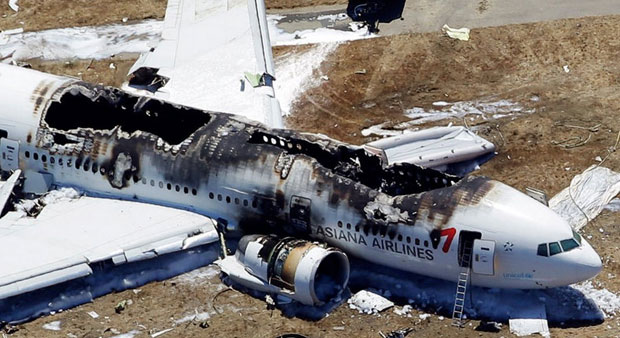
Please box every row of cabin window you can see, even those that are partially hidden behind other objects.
[139,177,198,196]
[25,150,199,196]
[336,220,429,247]
[208,192,257,208]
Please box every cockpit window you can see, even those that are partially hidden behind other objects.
[537,243,548,257]
[549,242,562,256]
[560,238,579,252]
[537,230,584,257]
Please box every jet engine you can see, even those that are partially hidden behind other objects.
[216,235,349,305]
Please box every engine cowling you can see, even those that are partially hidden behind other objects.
[216,235,350,305]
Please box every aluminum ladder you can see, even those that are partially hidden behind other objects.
[452,241,473,327]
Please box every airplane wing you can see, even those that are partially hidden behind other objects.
[0,190,218,302]
[125,0,283,128]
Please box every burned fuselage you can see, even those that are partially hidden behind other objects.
[0,65,601,289]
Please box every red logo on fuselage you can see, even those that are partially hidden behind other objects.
[439,228,456,253]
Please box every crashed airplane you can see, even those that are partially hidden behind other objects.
[0,0,602,323]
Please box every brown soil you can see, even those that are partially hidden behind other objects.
[0,0,348,31]
[3,12,620,338]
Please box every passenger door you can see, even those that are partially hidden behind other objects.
[472,239,495,275]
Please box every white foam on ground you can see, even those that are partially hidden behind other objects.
[402,99,533,126]
[269,17,372,46]
[0,20,162,60]
[173,311,210,324]
[572,281,620,317]
[42,320,61,331]
[172,265,221,286]
[0,16,370,61]
[274,43,339,116]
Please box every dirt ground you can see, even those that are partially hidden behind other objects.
[0,0,347,31]
[1,4,619,338]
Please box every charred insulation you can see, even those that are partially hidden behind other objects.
[249,130,459,196]
[45,84,211,145]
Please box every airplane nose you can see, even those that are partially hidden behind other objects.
[577,242,603,280]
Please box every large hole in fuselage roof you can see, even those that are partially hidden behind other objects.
[45,84,211,145]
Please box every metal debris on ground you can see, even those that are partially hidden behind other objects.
[115,299,132,314]
[475,320,502,332]
[441,24,470,41]
[379,327,414,338]
[150,328,173,337]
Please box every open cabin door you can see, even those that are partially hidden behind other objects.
[472,239,495,275]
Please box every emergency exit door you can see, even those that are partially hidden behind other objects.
[472,239,495,275]
[0,138,19,171]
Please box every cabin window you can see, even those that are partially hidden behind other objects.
[415,238,420,245]
[549,242,562,256]
[217,194,222,201]
[41,155,47,163]
[406,236,411,244]
[243,200,248,207]
[175,185,181,192]
[50,157,55,164]
[537,243,548,257]
[192,188,197,196]
[346,223,351,230]
[234,197,240,204]
[25,151,30,158]
[184,187,189,194]
[424,240,429,247]
[226,196,231,203]
[397,234,403,241]
[209,192,214,199]
[337,221,343,228]
[33,153,38,160]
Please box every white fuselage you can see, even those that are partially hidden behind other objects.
[0,64,603,289]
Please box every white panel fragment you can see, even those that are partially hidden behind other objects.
[8,0,19,12]
[348,290,394,314]
[549,165,620,230]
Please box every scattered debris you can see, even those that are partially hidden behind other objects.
[87,311,99,319]
[109,62,116,69]
[110,330,140,338]
[115,299,133,314]
[379,327,414,338]
[549,165,620,230]
[150,328,173,337]
[2,324,18,334]
[8,0,18,12]
[348,290,394,314]
[509,318,550,337]
[355,69,367,74]
[441,24,470,41]
[42,321,62,331]
[122,17,129,23]
[332,326,345,331]
[418,313,431,320]
[563,65,570,73]
[393,305,412,316]
[475,321,502,332]
[508,302,550,337]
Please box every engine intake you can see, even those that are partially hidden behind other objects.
[217,235,349,305]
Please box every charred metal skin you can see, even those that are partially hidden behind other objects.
[0,65,602,289]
